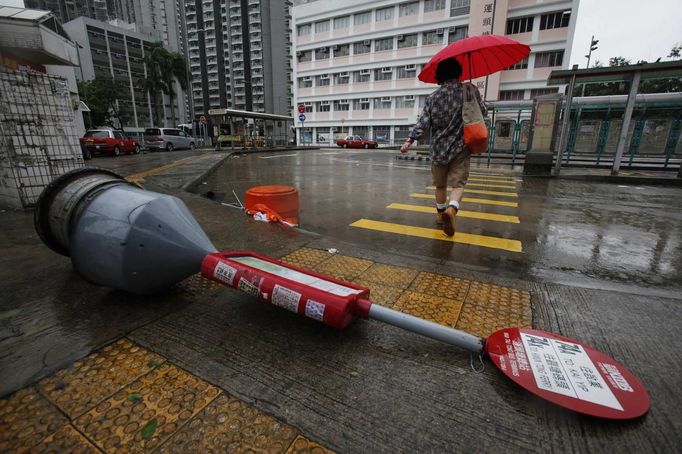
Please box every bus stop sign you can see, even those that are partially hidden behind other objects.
[485,328,650,419]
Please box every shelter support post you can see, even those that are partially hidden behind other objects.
[555,73,577,173]
[612,71,642,175]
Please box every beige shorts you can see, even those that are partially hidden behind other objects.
[431,152,470,189]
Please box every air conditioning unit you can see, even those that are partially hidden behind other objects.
[339,99,349,104]
[363,40,371,45]
[381,97,391,102]
[436,28,444,35]
[320,74,330,79]
[361,98,369,102]
[360,69,370,75]
[339,71,349,76]
[381,67,392,73]
[404,95,415,101]
[320,100,330,105]
[303,76,312,81]
[404,64,416,70]
[397,34,405,41]
[333,45,340,51]
[448,26,456,32]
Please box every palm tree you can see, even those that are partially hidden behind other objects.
[142,42,189,127]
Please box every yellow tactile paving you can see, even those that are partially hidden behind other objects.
[387,203,520,224]
[32,424,100,454]
[286,435,336,453]
[353,279,404,308]
[39,338,166,419]
[356,263,418,289]
[280,247,334,270]
[466,281,532,317]
[174,272,224,301]
[456,305,532,338]
[350,219,523,253]
[74,364,220,453]
[157,393,298,454]
[392,291,463,328]
[315,255,374,281]
[408,272,471,301]
[0,388,66,453]
[411,193,518,207]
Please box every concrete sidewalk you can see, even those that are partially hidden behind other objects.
[0,153,680,453]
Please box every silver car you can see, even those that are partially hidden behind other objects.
[144,128,196,151]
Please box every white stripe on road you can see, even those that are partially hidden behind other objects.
[259,153,299,159]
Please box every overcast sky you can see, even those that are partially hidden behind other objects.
[570,0,682,67]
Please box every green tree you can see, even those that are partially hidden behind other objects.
[608,56,631,67]
[78,76,128,129]
[668,44,681,60]
[142,42,189,127]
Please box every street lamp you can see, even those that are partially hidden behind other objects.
[585,35,599,68]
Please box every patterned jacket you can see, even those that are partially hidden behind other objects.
[408,80,488,165]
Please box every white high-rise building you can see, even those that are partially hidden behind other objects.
[292,0,579,145]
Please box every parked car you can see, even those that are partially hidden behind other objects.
[79,129,140,158]
[336,135,378,149]
[144,128,196,151]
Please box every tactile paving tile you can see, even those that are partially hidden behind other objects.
[174,273,224,301]
[392,291,463,328]
[356,263,418,289]
[279,247,334,270]
[32,424,100,454]
[157,393,298,453]
[408,272,471,301]
[353,279,403,308]
[465,282,532,319]
[75,364,220,453]
[40,338,166,419]
[285,435,335,454]
[0,388,66,453]
[455,304,531,338]
[315,255,374,282]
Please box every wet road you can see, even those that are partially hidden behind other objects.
[195,148,682,295]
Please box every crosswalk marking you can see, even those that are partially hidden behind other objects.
[414,188,518,198]
[467,177,518,183]
[410,193,518,207]
[387,203,520,224]
[427,182,516,189]
[350,219,523,252]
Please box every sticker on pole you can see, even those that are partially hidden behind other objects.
[485,328,649,419]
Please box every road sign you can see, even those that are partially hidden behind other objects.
[298,104,305,114]
[199,115,206,125]
[298,114,306,122]
[485,327,650,419]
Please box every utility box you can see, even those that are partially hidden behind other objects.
[524,95,562,175]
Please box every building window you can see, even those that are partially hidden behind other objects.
[450,0,470,17]
[506,16,533,34]
[375,37,394,52]
[315,74,330,86]
[397,33,418,48]
[317,101,330,112]
[297,50,312,62]
[499,90,525,100]
[498,122,512,138]
[540,11,571,30]
[315,47,330,60]
[374,125,390,142]
[395,96,415,108]
[353,41,371,54]
[354,11,372,25]
[376,6,394,21]
[304,102,313,112]
[423,30,443,45]
[530,87,559,98]
[315,20,330,33]
[397,65,417,79]
[534,50,564,68]
[298,77,312,88]
[374,67,393,81]
[373,98,392,109]
[353,70,370,83]
[333,99,350,111]
[353,126,369,138]
[399,1,419,17]
[334,16,350,29]
[333,43,350,57]
[297,23,311,36]
[352,98,370,110]
[448,26,468,43]
[506,56,528,70]
[424,0,445,12]
[334,72,350,84]
[394,125,411,141]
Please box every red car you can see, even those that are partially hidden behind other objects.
[80,129,141,159]
[336,135,378,149]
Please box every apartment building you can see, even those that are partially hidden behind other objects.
[64,16,183,129]
[292,0,579,144]
[186,0,293,117]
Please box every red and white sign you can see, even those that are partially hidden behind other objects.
[297,104,305,114]
[485,328,650,419]
[199,115,206,124]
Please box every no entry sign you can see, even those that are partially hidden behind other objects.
[485,328,650,419]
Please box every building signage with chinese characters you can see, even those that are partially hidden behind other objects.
[468,0,509,100]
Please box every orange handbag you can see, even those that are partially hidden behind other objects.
[462,83,488,154]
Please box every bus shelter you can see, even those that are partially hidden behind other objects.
[207,108,294,150]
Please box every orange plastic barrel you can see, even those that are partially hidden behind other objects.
[245,185,300,225]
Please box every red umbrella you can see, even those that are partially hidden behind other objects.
[418,34,531,83]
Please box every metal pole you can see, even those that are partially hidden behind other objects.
[612,71,641,176]
[555,73,577,173]
[368,304,485,354]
